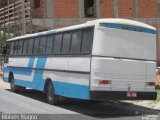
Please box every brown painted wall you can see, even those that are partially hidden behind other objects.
[53,0,79,18]
[119,0,134,18]
[100,0,114,18]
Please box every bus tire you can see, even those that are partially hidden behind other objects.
[10,76,19,93]
[46,81,59,105]
[10,75,26,92]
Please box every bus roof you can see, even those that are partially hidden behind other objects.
[7,18,156,42]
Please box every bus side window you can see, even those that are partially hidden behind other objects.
[81,28,93,54]
[33,37,40,55]
[46,35,54,54]
[53,34,62,54]
[14,41,19,56]
[22,39,28,55]
[70,30,82,54]
[39,36,47,54]
[10,42,15,56]
[6,42,11,56]
[61,33,71,54]
[17,40,23,55]
[27,38,34,55]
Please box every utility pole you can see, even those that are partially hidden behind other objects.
[7,0,11,38]
[21,0,26,35]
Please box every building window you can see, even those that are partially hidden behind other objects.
[84,0,95,17]
[34,0,40,9]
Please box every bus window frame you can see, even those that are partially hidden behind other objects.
[6,26,94,57]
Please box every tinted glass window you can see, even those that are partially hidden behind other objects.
[22,39,28,55]
[17,40,23,55]
[27,38,34,55]
[39,36,47,54]
[10,42,15,55]
[46,35,54,54]
[53,34,62,54]
[14,41,19,55]
[70,30,82,54]
[33,37,40,55]
[81,28,93,53]
[61,33,71,54]
[6,42,11,55]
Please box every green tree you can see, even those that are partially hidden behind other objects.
[0,32,9,54]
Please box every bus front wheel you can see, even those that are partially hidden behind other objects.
[46,81,59,105]
[10,77,19,93]
[10,75,26,93]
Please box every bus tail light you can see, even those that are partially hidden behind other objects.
[146,82,155,86]
[98,80,112,85]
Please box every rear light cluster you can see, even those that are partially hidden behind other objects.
[146,82,155,86]
[98,80,112,85]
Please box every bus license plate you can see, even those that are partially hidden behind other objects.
[127,92,137,97]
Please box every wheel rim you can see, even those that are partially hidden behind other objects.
[48,85,54,101]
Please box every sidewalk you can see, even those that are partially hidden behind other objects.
[0,77,10,89]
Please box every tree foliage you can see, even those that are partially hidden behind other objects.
[0,32,8,54]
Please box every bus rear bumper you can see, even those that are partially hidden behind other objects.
[90,91,157,100]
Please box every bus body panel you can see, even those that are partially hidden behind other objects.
[90,57,156,92]
[92,24,156,61]
[3,57,91,100]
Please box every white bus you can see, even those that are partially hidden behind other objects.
[3,19,157,104]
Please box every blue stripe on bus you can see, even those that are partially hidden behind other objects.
[27,57,35,68]
[53,81,90,100]
[36,30,57,36]
[3,57,90,100]
[3,77,8,82]
[99,23,156,34]
[33,57,47,91]
[3,67,32,76]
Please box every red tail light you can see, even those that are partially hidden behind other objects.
[99,80,112,85]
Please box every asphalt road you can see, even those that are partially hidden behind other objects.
[0,81,159,120]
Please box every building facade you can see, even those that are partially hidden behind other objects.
[0,0,160,64]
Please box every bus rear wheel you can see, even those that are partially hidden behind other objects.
[46,81,59,105]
